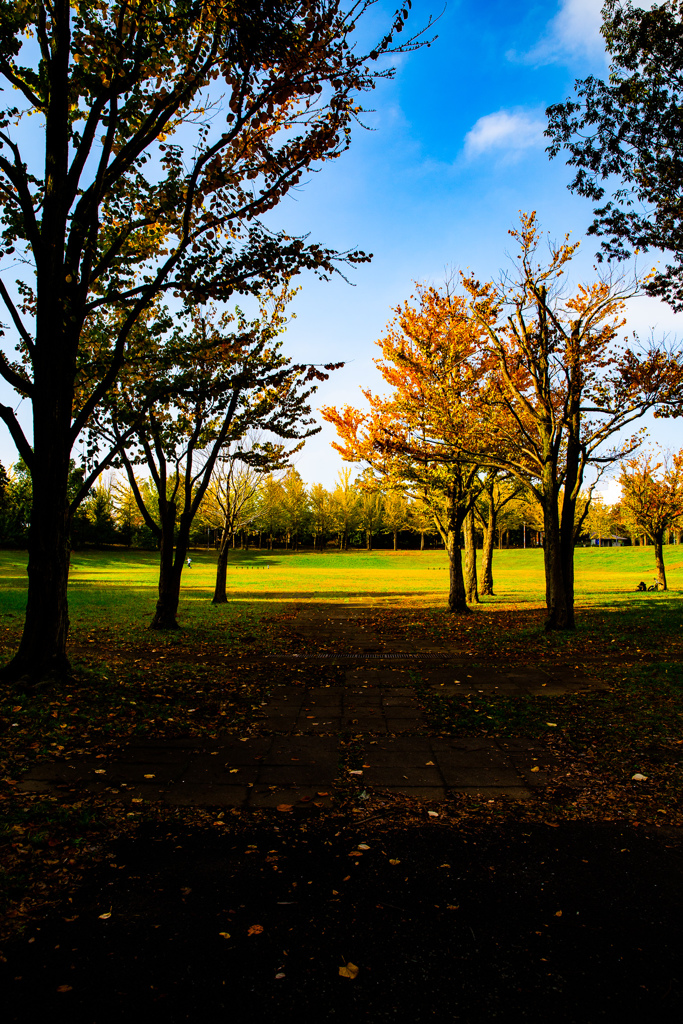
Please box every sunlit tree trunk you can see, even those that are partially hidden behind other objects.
[464,510,479,604]
[653,531,667,589]
[479,503,496,595]
[212,529,231,604]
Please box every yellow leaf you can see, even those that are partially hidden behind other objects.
[555,910,563,917]
[339,962,359,979]
[218,932,231,939]
[98,912,111,920]
[389,859,401,866]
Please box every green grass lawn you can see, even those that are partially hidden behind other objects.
[1,543,681,627]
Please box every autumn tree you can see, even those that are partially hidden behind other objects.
[107,298,324,629]
[0,0,427,684]
[473,472,522,596]
[462,213,682,629]
[257,474,286,550]
[323,284,488,611]
[618,451,683,588]
[279,467,311,549]
[355,471,384,551]
[200,434,290,602]
[309,482,334,551]
[330,467,360,550]
[111,476,145,547]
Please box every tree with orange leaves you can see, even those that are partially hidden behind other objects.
[322,283,490,612]
[462,213,683,629]
[618,451,683,590]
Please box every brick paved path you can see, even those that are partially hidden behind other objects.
[18,604,606,809]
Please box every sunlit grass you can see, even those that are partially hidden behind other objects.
[0,546,681,629]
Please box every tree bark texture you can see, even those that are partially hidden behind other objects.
[212,529,231,604]
[479,504,496,595]
[4,442,73,684]
[150,503,182,629]
[653,532,667,589]
[464,510,479,604]
[542,495,573,630]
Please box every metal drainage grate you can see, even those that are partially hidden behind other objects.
[291,652,445,660]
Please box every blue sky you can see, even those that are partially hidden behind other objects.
[261,0,682,499]
[1,0,679,501]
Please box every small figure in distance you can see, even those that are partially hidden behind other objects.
[186,557,192,568]
[635,581,646,592]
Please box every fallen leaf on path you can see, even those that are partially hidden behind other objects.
[143,774,155,779]
[219,932,231,939]
[276,804,293,812]
[555,911,563,917]
[358,844,370,850]
[247,925,264,936]
[339,963,359,979]
[632,773,648,781]
[425,761,435,766]
[427,811,439,818]
[98,912,111,920]
[57,985,73,993]
[389,859,401,866]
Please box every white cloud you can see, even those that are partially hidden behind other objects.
[526,0,605,65]
[463,108,546,161]
[517,0,659,68]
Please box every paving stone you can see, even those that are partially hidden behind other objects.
[342,717,389,733]
[432,737,497,752]
[439,767,524,788]
[376,785,447,800]
[362,741,433,767]
[163,783,248,807]
[381,705,419,718]
[19,763,94,783]
[259,766,336,786]
[362,766,443,787]
[265,736,339,762]
[105,763,180,784]
[216,738,274,763]
[248,787,333,808]
[181,760,261,785]
[120,746,193,765]
[386,720,426,734]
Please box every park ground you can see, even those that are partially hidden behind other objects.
[1,546,682,1020]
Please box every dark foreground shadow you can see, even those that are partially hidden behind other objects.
[2,818,681,1022]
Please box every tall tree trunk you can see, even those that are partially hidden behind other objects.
[3,440,73,685]
[464,510,479,603]
[653,531,667,589]
[212,529,231,604]
[445,524,469,612]
[150,507,182,629]
[420,530,425,551]
[393,528,398,551]
[479,504,496,595]
[542,496,572,630]
[366,529,372,551]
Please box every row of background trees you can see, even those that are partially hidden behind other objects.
[3,447,682,573]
